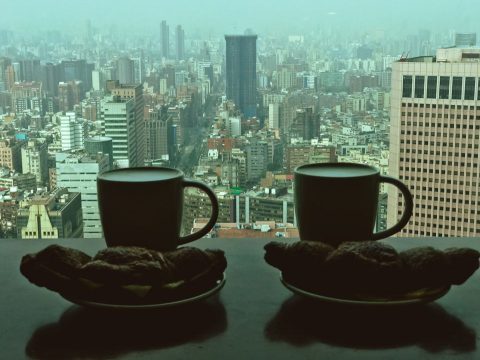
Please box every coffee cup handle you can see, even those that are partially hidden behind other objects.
[178,179,219,245]
[372,175,413,240]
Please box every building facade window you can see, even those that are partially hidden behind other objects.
[452,76,463,99]
[402,75,413,97]
[427,76,437,98]
[439,76,450,99]
[414,76,425,98]
[465,77,476,100]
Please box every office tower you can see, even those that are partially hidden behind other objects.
[176,25,185,61]
[246,140,268,182]
[17,59,41,82]
[388,46,480,237]
[225,35,257,118]
[289,107,317,140]
[455,33,476,47]
[59,111,87,151]
[85,136,114,169]
[161,20,169,58]
[58,81,84,112]
[91,70,102,91]
[110,83,145,166]
[21,140,49,186]
[16,189,83,239]
[56,151,110,238]
[145,110,169,162]
[41,63,61,96]
[268,103,280,130]
[132,56,145,84]
[10,82,43,114]
[117,57,135,84]
[60,59,94,91]
[100,96,136,167]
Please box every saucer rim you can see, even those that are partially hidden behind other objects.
[60,273,226,309]
[280,274,451,306]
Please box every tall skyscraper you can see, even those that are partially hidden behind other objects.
[56,151,110,238]
[110,83,145,166]
[388,46,480,237]
[225,35,257,118]
[176,25,185,61]
[161,20,169,58]
[117,57,135,84]
[100,96,137,167]
[59,111,87,151]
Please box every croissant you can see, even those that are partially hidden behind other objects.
[20,244,227,304]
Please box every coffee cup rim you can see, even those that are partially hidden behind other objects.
[294,162,379,178]
[97,166,184,182]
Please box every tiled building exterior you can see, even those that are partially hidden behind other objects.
[388,47,480,237]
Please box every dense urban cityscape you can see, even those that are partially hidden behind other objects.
[0,3,480,239]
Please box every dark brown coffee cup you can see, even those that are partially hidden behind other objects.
[294,162,413,247]
[97,167,219,251]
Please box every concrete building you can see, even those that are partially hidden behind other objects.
[59,111,87,151]
[21,140,48,186]
[161,20,169,58]
[10,81,43,114]
[225,35,257,118]
[56,151,110,238]
[16,188,83,239]
[117,57,135,85]
[268,103,280,130]
[0,139,22,172]
[388,46,480,237]
[176,25,185,61]
[285,144,337,174]
[110,83,145,166]
[84,136,113,169]
[145,110,169,162]
[246,140,268,182]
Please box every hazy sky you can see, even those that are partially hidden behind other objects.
[3,0,480,38]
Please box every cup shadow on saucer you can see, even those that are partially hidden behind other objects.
[26,297,227,359]
[264,296,476,353]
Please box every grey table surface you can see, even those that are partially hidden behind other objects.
[1,236,480,360]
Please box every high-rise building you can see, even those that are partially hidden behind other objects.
[84,136,114,169]
[59,111,87,151]
[388,46,480,237]
[246,140,268,182]
[60,59,94,92]
[176,25,185,61]
[21,140,49,186]
[110,83,145,166]
[56,151,110,238]
[161,20,169,58]
[58,81,84,112]
[17,59,41,82]
[225,35,257,118]
[145,110,169,162]
[455,33,476,47]
[117,57,135,84]
[100,96,137,167]
[10,81,43,114]
[41,62,61,96]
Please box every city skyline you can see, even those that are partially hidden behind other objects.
[2,0,480,37]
